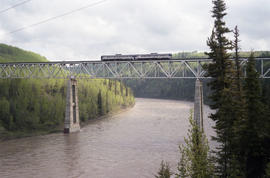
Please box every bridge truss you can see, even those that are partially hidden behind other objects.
[0,58,270,79]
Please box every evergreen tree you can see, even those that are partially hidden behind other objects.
[120,81,123,95]
[176,111,214,178]
[0,98,10,129]
[242,53,269,177]
[265,163,270,177]
[155,161,172,178]
[205,0,241,176]
[261,80,270,175]
[233,25,242,92]
[178,148,189,178]
[109,79,112,90]
[231,25,248,175]
[97,89,102,115]
[106,91,109,113]
[126,87,129,97]
[114,80,117,95]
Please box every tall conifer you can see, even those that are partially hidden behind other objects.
[233,26,241,92]
[242,53,268,177]
[232,26,247,175]
[206,0,239,176]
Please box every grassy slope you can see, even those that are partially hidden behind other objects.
[0,43,48,63]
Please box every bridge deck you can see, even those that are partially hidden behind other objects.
[0,58,269,79]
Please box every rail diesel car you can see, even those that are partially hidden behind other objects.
[101,53,172,61]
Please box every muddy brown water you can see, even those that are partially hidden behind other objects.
[0,98,215,178]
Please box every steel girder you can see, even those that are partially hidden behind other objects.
[0,58,269,79]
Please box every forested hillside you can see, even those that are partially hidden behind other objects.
[0,43,48,62]
[173,50,270,58]
[0,44,134,139]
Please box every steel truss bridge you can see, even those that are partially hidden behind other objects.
[0,58,270,79]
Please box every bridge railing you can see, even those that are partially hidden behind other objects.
[0,58,269,79]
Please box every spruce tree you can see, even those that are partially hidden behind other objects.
[265,163,270,177]
[106,91,109,113]
[155,161,172,178]
[233,25,241,92]
[97,90,102,115]
[176,111,214,178]
[114,80,117,95]
[206,0,240,176]
[232,25,247,175]
[261,80,270,177]
[242,53,269,177]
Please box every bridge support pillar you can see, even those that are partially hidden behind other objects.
[194,79,204,130]
[64,77,80,133]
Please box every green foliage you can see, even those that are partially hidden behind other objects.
[265,163,270,177]
[0,43,48,63]
[0,44,135,138]
[97,89,103,115]
[176,111,214,178]
[205,3,270,175]
[205,0,245,176]
[173,51,208,59]
[233,26,242,92]
[155,161,173,178]
[0,97,10,129]
[206,0,235,176]
[239,53,270,177]
[236,51,270,58]
[173,50,270,59]
[0,78,134,137]
[77,79,135,122]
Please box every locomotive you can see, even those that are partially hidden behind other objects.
[101,53,172,61]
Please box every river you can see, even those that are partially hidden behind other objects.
[0,98,214,178]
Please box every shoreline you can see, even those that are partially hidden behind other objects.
[0,104,135,141]
[80,104,135,127]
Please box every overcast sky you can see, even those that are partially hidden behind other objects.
[0,0,269,61]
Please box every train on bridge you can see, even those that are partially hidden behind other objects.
[101,53,172,61]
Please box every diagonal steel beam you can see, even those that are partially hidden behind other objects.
[0,58,269,79]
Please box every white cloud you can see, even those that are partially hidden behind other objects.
[0,0,269,61]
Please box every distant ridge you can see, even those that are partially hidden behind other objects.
[0,43,48,63]
[173,51,270,59]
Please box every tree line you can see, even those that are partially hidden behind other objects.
[0,78,134,139]
[0,44,135,139]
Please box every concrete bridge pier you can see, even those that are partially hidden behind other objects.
[194,79,204,131]
[64,77,80,133]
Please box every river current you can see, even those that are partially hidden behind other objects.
[0,98,214,178]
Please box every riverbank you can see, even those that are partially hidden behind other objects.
[0,127,61,141]
[0,104,135,141]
